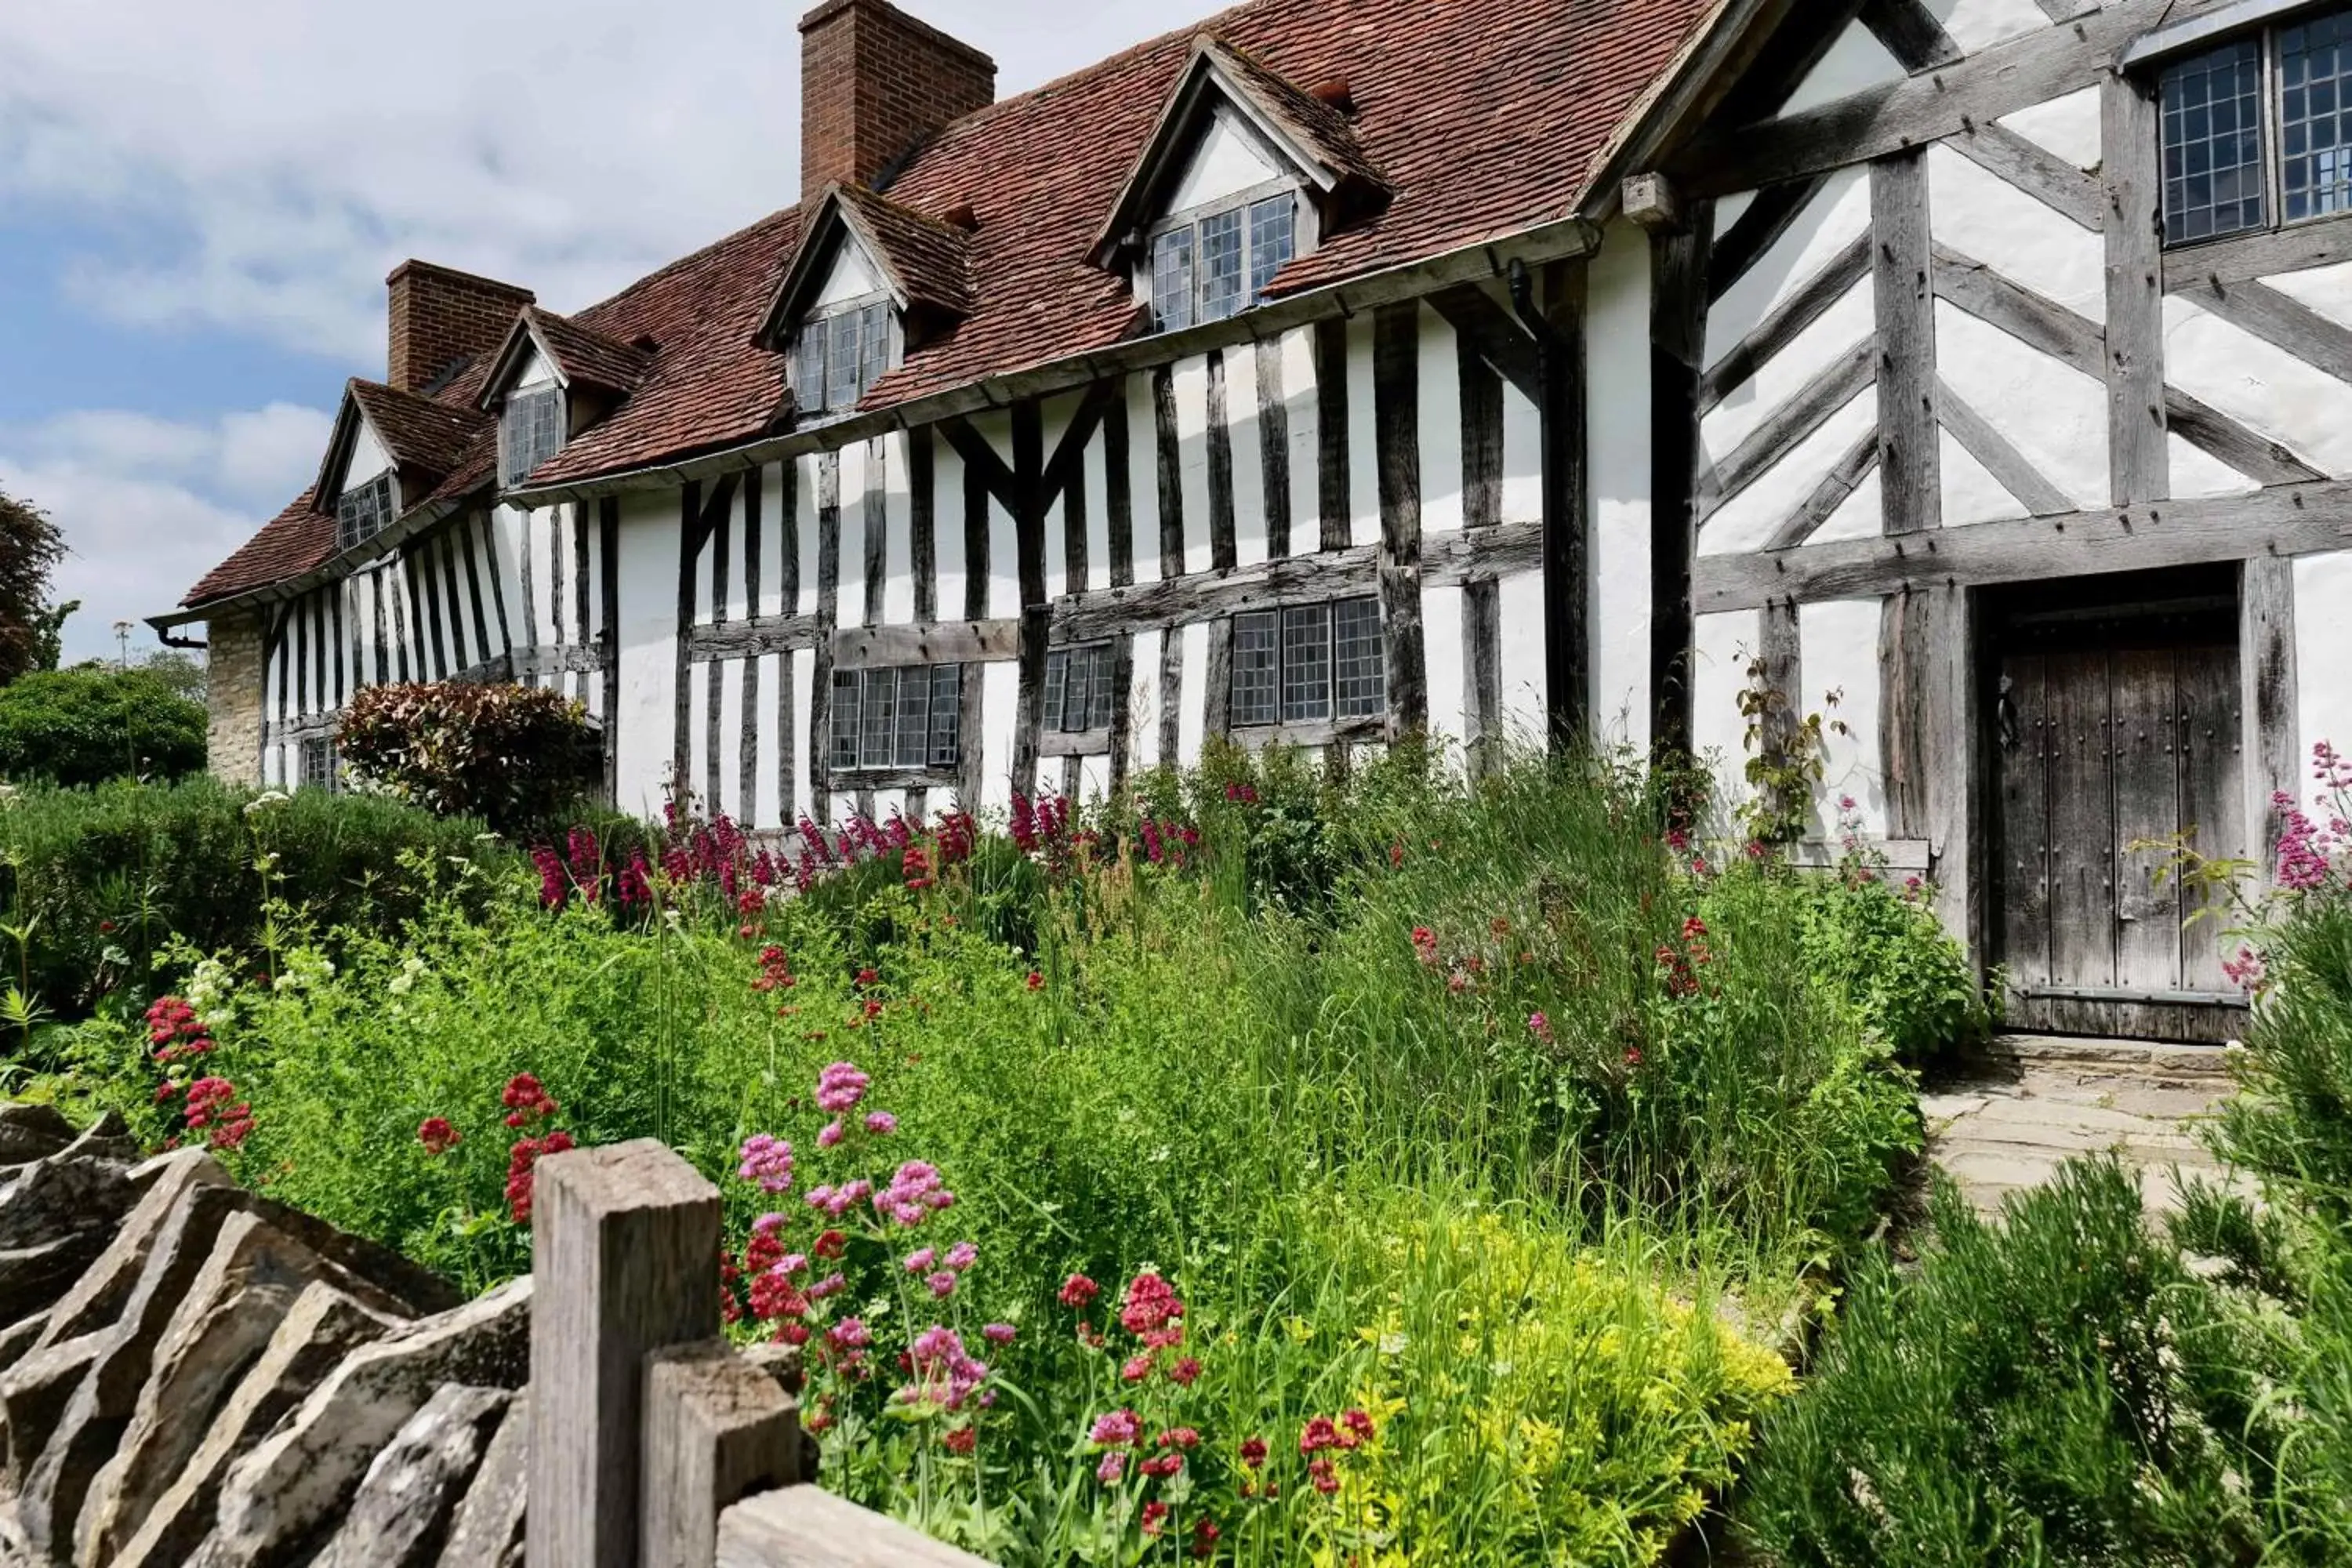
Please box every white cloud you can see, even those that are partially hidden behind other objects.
[0,402,333,662]
[0,0,1177,358]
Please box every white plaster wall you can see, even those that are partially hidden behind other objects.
[613,488,682,818]
[1497,569,1547,746]
[715,659,746,821]
[753,651,784,830]
[1693,610,1760,831]
[1588,220,1653,753]
[1940,428,2028,527]
[1925,0,2050,53]
[2165,296,2352,472]
[836,441,869,629]
[1419,310,1465,536]
[1080,422,1112,596]
[1177,622,1209,766]
[789,648,815,826]
[1279,325,1321,544]
[2266,260,2352,329]
[1346,313,1381,548]
[346,421,390,488]
[1934,302,2111,507]
[879,433,915,625]
[933,445,969,621]
[1123,377,1163,586]
[1130,628,1165,770]
[1703,275,1876,458]
[1225,343,1269,568]
[514,346,558,390]
[1798,598,1886,837]
[1700,387,1878,555]
[1999,86,2101,170]
[980,662,1019,812]
[1706,166,1872,368]
[1810,466,1884,543]
[2296,552,2352,782]
[1777,22,1904,118]
[1173,356,1214,575]
[1928,145,2103,320]
[1423,583,1467,760]
[2170,434,2262,501]
[1167,113,1279,213]
[815,240,884,307]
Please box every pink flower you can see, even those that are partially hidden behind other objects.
[737,1134,794,1195]
[873,1161,953,1228]
[904,1247,938,1273]
[944,1240,978,1271]
[815,1062,871,1113]
[1096,1451,1127,1484]
[1526,1011,1553,1046]
[1121,1353,1153,1382]
[1059,1274,1100,1308]
[808,1272,848,1301]
[1120,1272,1183,1336]
[1157,1426,1201,1450]
[753,1210,789,1236]
[1168,1356,1202,1386]
[817,1120,845,1149]
[1089,1409,1142,1447]
[1299,1416,1339,1454]
[828,1317,871,1351]
[982,1323,1017,1345]
[927,1270,958,1298]
[864,1111,898,1134]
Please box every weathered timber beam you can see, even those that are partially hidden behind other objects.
[1708,175,1828,302]
[2104,73,2169,507]
[2177,273,2352,385]
[1947,120,2103,230]
[1858,0,1962,71]
[514,644,604,678]
[1700,230,1870,415]
[1038,381,1122,513]
[829,619,1021,670]
[1047,521,1544,643]
[690,613,824,662]
[1671,0,2165,198]
[1695,340,1877,521]
[938,416,1019,517]
[1694,479,2352,612]
[1935,378,2074,517]
[1931,245,2104,377]
[2164,389,2325,485]
[2162,213,2352,291]
[1428,285,1542,405]
[1622,172,1686,233]
[1760,427,1881,550]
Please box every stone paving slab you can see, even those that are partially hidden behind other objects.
[1924,1035,2247,1217]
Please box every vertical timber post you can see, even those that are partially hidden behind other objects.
[1650,201,1712,763]
[528,1140,720,1568]
[642,1342,802,1568]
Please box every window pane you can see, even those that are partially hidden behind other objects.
[1152,228,1194,331]
[1232,612,1278,726]
[831,669,862,770]
[299,739,336,793]
[2164,40,2267,244]
[860,667,898,768]
[895,664,931,768]
[1279,603,1332,724]
[928,664,962,768]
[1248,197,1295,299]
[826,315,861,413]
[2284,15,2352,220]
[1334,597,1385,719]
[860,305,890,398]
[500,387,566,488]
[1200,208,1244,323]
[798,319,829,414]
[1044,649,1069,734]
[1084,644,1116,731]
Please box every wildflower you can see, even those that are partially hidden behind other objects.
[855,967,880,988]
[1192,1519,1221,1558]
[982,1323,1018,1346]
[1089,1409,1142,1447]
[1299,1416,1339,1454]
[864,1111,898,1135]
[154,1081,179,1103]
[828,1317,872,1351]
[805,1179,873,1219]
[943,1425,977,1454]
[2223,944,2268,993]
[1025,971,1044,992]
[1410,926,1439,966]
[1158,1427,1201,1450]
[1141,1501,1171,1537]
[1240,1436,1268,1468]
[1140,1453,1183,1479]
[1341,1408,1374,1446]
[417,1117,461,1156]
[815,1062,870,1113]
[1527,1011,1554,1046]
[503,1130,574,1223]
[753,1210,789,1236]
[502,1073,558,1128]
[748,1270,810,1323]
[1625,1047,1644,1066]
[808,1272,848,1301]
[815,1229,848,1259]
[874,1160,953,1227]
[927,1270,958,1299]
[1096,1451,1127,1484]
[1388,840,1405,867]
[737,1134,795,1196]
[819,1118,846,1149]
[944,1240,978,1271]
[1168,1356,1202,1386]
[1121,1353,1154,1382]
[902,844,935,893]
[1308,1457,1339,1494]
[905,1247,938,1273]
[1059,1273,1101,1308]
[1120,1272,1183,1335]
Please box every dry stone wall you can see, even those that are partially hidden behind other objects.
[0,1105,553,1568]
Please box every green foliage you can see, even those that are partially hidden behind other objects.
[1735,1160,2280,1567]
[2212,896,2352,1217]
[1787,867,1991,1065]
[0,666,206,787]
[0,775,509,1018]
[0,488,67,688]
[338,681,601,833]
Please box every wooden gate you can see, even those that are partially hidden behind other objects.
[1990,570,2249,1044]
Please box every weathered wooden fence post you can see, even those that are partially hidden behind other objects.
[529,1138,720,1568]
[642,1340,802,1568]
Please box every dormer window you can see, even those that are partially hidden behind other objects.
[797,301,891,416]
[336,472,396,552]
[499,385,566,488]
[1151,192,1296,331]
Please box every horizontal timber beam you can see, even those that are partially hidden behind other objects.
[1694,479,2352,612]
[831,619,1021,670]
[2163,214,2352,292]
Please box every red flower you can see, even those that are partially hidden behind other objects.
[501,1073,557,1127]
[1157,1427,1201,1450]
[943,1425,977,1455]
[1120,1272,1183,1336]
[1299,1416,1338,1454]
[1168,1356,1202,1387]
[1025,971,1044,991]
[1140,1502,1170,1537]
[1192,1519,1221,1558]
[1624,1047,1644,1066]
[855,967,880,988]
[417,1117,461,1156]
[815,1229,848,1260]
[504,1129,575,1223]
[1239,1436,1267,1468]
[1308,1457,1339,1494]
[1340,1408,1374,1447]
[1059,1273,1101,1308]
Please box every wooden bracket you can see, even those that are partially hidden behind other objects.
[1622,172,1686,234]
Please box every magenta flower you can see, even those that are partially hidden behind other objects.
[1096,1451,1127,1484]
[818,1120,845,1149]
[752,1211,789,1236]
[808,1272,848,1301]
[927,1270,958,1298]
[815,1062,871,1114]
[864,1111,898,1134]
[982,1323,1017,1345]
[828,1316,871,1350]
[904,1246,938,1273]
[736,1134,794,1196]
[944,1240,978,1271]
[1089,1409,1142,1447]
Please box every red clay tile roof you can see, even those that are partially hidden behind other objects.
[1202,40,1387,200]
[350,379,493,478]
[834,185,978,318]
[181,0,1712,609]
[518,307,657,397]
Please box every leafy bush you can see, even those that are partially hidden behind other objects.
[1788,867,1991,1065]
[0,666,206,787]
[339,682,599,832]
[0,776,508,1018]
[1734,1160,2277,1566]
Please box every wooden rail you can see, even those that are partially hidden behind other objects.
[528,1139,993,1567]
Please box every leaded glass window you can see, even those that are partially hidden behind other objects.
[2163,39,2268,244]
[335,471,396,553]
[797,302,892,415]
[1152,228,1195,333]
[1247,196,1295,299]
[1228,597,1381,729]
[1149,186,1301,332]
[2284,13,2352,220]
[831,666,963,771]
[499,386,566,488]
[298,737,338,793]
[1045,644,1115,733]
[1199,207,1244,323]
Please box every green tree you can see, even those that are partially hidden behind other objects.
[0,489,68,686]
[0,665,207,786]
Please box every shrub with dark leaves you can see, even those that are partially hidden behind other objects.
[339,682,599,833]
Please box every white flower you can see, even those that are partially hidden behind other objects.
[243,790,292,816]
[387,956,430,996]
[185,957,236,1025]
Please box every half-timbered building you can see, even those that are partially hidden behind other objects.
[157,0,2352,1043]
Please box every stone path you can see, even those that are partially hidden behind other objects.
[1922,1033,2246,1216]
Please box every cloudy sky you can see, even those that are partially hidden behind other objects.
[0,0,1182,664]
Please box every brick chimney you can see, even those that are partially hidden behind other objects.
[800,0,996,209]
[386,260,535,394]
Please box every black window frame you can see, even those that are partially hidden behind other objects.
[797,299,895,416]
[499,384,568,488]
[2158,5,2352,249]
[1044,643,1116,735]
[297,736,339,793]
[829,664,962,774]
[334,470,397,553]
[1228,595,1385,729]
[1149,190,1299,332]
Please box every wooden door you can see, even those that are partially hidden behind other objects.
[1992,579,2247,1043]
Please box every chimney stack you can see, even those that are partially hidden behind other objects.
[386,260,535,394]
[799,0,995,209]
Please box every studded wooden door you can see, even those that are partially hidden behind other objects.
[1991,577,2248,1043]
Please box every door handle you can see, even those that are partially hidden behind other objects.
[1996,674,2020,751]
